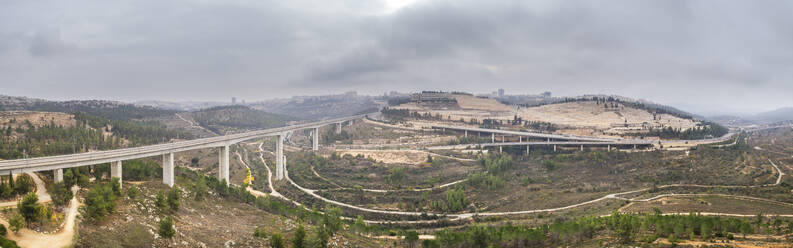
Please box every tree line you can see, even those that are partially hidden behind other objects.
[430,210,793,247]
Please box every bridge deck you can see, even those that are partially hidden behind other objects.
[0,115,365,174]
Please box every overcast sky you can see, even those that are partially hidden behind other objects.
[1,0,792,115]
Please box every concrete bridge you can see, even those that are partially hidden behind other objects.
[427,140,655,154]
[0,114,365,187]
[431,124,617,142]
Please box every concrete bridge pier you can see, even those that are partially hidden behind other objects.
[553,145,557,152]
[502,136,505,142]
[111,160,122,188]
[276,134,284,180]
[336,122,342,134]
[499,146,503,153]
[519,136,522,142]
[580,145,584,151]
[163,152,174,187]
[464,130,467,137]
[491,133,495,143]
[312,127,319,151]
[54,169,63,183]
[526,145,530,156]
[218,145,230,185]
[608,144,611,151]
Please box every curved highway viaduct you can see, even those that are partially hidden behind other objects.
[0,114,364,188]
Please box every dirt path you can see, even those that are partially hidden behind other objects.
[282,148,790,221]
[0,186,80,248]
[235,151,253,184]
[175,113,218,136]
[311,165,466,193]
[0,173,51,207]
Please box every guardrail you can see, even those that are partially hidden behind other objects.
[0,114,367,173]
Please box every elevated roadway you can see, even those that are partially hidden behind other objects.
[0,114,366,187]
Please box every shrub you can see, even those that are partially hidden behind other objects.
[13,175,32,196]
[292,225,306,248]
[17,192,41,223]
[155,191,167,211]
[50,181,73,207]
[127,186,139,199]
[253,226,267,238]
[158,216,175,238]
[0,224,6,236]
[8,214,23,233]
[83,182,119,221]
[270,233,284,248]
[167,187,181,212]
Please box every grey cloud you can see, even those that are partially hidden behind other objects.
[27,29,75,57]
[1,0,793,114]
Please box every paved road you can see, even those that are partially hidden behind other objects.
[432,124,617,142]
[0,114,366,174]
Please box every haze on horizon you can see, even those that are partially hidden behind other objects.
[1,0,792,116]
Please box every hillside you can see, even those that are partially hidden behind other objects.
[248,92,377,120]
[0,110,190,159]
[389,92,705,138]
[0,95,175,120]
[187,105,295,134]
[751,107,793,123]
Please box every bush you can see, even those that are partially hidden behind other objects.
[167,187,181,212]
[0,237,18,248]
[0,224,7,236]
[83,182,119,221]
[17,192,41,223]
[253,226,267,238]
[127,186,139,199]
[158,216,175,238]
[404,230,419,248]
[155,191,167,211]
[50,181,73,207]
[110,177,121,196]
[422,239,440,248]
[8,214,23,233]
[13,175,33,196]
[293,225,306,248]
[270,233,284,248]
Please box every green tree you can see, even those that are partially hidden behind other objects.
[110,177,121,196]
[0,181,11,199]
[740,222,752,239]
[352,215,366,233]
[405,230,419,248]
[17,192,41,223]
[701,221,712,240]
[127,185,139,199]
[470,225,489,248]
[158,216,175,238]
[50,181,73,207]
[63,169,75,188]
[421,239,440,248]
[167,187,181,212]
[13,175,32,196]
[8,214,23,233]
[311,226,330,248]
[323,204,343,235]
[155,191,167,210]
[193,176,208,201]
[270,233,284,248]
[292,224,306,248]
